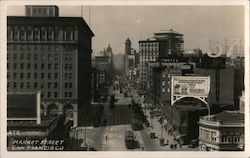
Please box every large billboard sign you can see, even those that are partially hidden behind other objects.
[7,92,41,124]
[171,76,210,105]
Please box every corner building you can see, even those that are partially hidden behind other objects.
[7,6,94,127]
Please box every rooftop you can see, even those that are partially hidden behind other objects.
[201,110,244,125]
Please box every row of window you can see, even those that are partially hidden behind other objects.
[7,72,73,80]
[7,82,73,89]
[8,63,73,70]
[8,25,78,42]
[40,91,73,98]
[140,56,157,60]
[221,135,241,143]
[8,44,76,52]
[8,63,59,70]
[140,43,158,47]
[8,52,73,62]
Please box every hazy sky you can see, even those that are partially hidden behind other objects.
[7,5,244,55]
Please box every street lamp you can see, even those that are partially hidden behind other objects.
[150,113,154,128]
[84,115,87,146]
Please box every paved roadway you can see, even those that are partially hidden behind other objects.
[74,80,198,151]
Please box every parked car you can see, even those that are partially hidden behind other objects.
[188,139,199,148]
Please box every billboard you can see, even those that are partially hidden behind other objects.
[7,92,41,124]
[171,76,210,105]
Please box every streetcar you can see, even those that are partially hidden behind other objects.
[125,130,135,149]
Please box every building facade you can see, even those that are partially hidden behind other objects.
[198,111,244,151]
[139,29,184,91]
[7,6,94,127]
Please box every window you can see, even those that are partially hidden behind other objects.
[27,26,33,41]
[162,73,165,78]
[48,54,52,61]
[69,92,72,98]
[69,83,72,88]
[48,82,51,89]
[54,54,58,61]
[27,82,31,89]
[48,64,51,70]
[47,73,51,79]
[64,73,68,79]
[13,73,17,79]
[20,73,24,79]
[41,73,44,79]
[34,73,37,79]
[64,92,68,98]
[41,82,44,88]
[65,64,68,70]
[7,73,9,79]
[7,82,10,88]
[27,73,31,79]
[27,53,31,60]
[47,92,51,97]
[14,63,17,69]
[162,88,165,93]
[14,54,17,60]
[162,80,165,86]
[41,64,45,70]
[41,26,47,41]
[34,54,38,60]
[54,83,58,88]
[34,82,37,88]
[34,63,37,69]
[20,82,24,88]
[54,64,58,70]
[54,73,58,79]
[34,27,40,41]
[20,63,24,69]
[211,131,217,142]
[65,83,68,88]
[27,63,31,69]
[204,130,210,140]
[54,92,58,98]
[69,73,72,80]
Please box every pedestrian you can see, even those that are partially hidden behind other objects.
[180,144,182,148]
[141,146,144,151]
[105,135,108,141]
[166,139,169,145]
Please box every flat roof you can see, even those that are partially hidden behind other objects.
[7,16,94,37]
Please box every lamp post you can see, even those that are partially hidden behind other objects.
[84,115,87,146]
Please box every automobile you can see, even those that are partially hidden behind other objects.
[150,109,162,117]
[188,139,199,148]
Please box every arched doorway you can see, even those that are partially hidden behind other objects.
[47,104,58,116]
[63,104,74,121]
[173,97,210,144]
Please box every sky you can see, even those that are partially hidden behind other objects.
[7,5,244,56]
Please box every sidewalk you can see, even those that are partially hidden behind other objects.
[141,103,197,151]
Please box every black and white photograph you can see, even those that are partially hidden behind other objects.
[1,1,249,158]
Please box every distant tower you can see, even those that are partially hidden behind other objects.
[125,38,131,55]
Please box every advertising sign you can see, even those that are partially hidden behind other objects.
[171,76,210,105]
[172,76,210,96]
[7,92,41,124]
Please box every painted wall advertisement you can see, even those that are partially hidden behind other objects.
[171,76,210,105]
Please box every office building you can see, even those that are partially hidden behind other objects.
[139,29,184,90]
[199,111,244,151]
[7,6,94,127]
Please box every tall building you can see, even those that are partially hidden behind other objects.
[124,38,138,78]
[7,6,94,127]
[139,29,184,90]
